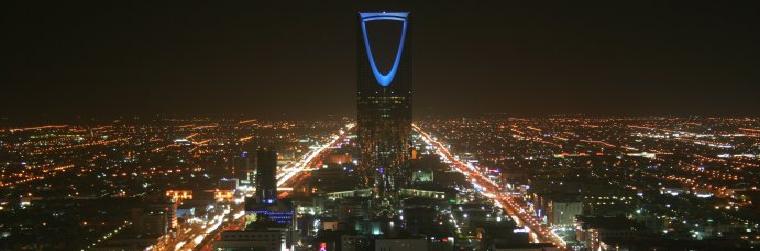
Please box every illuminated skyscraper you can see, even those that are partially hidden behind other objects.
[356,12,412,196]
[255,147,277,205]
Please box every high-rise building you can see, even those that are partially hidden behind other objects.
[356,12,413,196]
[256,147,277,205]
[233,144,255,182]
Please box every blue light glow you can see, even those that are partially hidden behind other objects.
[360,12,409,87]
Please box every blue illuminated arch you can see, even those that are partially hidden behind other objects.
[360,12,409,87]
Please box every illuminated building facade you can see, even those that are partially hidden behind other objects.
[165,190,193,201]
[212,189,234,202]
[356,12,413,197]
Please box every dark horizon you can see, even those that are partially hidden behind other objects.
[3,1,760,121]
[3,3,760,249]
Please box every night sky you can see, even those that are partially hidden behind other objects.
[3,1,759,120]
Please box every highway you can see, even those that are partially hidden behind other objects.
[276,123,354,187]
[153,123,354,251]
[149,203,245,251]
[413,124,567,249]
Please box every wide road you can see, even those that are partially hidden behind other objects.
[413,124,567,249]
[155,124,354,251]
[276,123,354,187]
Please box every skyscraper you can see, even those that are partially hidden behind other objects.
[255,147,277,205]
[356,12,412,196]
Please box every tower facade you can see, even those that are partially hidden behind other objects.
[356,12,412,195]
[255,147,277,205]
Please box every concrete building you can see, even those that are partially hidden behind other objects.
[213,229,288,251]
[547,200,583,226]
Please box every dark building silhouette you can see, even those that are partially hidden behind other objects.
[255,147,277,205]
[232,144,256,181]
[356,12,413,198]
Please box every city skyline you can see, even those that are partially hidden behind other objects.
[3,1,760,120]
[3,2,760,251]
